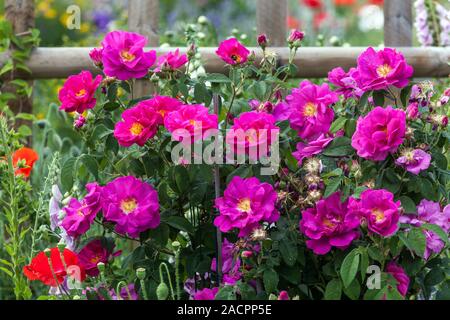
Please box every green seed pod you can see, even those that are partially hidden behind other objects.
[136,267,146,280]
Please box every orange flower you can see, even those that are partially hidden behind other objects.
[334,0,356,5]
[12,147,39,178]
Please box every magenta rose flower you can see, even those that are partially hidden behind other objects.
[226,111,280,160]
[299,192,360,255]
[328,67,363,99]
[216,38,250,65]
[293,133,335,166]
[348,189,400,237]
[61,198,97,238]
[61,182,102,238]
[400,199,450,259]
[356,47,414,91]
[138,95,183,125]
[154,49,188,72]
[385,262,409,298]
[164,104,218,143]
[101,30,156,80]
[214,176,279,237]
[351,106,406,161]
[58,70,102,114]
[193,287,219,300]
[395,149,431,175]
[101,176,160,238]
[78,239,119,277]
[113,101,161,147]
[287,80,338,140]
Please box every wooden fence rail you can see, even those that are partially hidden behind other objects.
[1,46,449,79]
[2,0,449,80]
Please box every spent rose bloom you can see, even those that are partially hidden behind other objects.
[348,189,400,237]
[102,176,160,238]
[356,47,414,91]
[216,38,250,65]
[385,262,410,298]
[226,111,280,160]
[211,238,241,285]
[154,49,188,72]
[164,104,218,143]
[299,192,360,255]
[395,149,431,175]
[101,30,156,80]
[58,70,102,114]
[328,67,363,99]
[193,287,219,300]
[400,200,450,259]
[351,106,406,161]
[113,101,161,147]
[214,176,279,237]
[287,80,338,140]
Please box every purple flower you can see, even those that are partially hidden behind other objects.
[154,49,188,72]
[193,287,219,300]
[292,133,334,166]
[328,67,363,99]
[400,199,450,259]
[395,149,431,175]
[385,262,409,298]
[211,238,241,285]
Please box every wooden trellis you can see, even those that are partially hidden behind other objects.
[1,0,450,80]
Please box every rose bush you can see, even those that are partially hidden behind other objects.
[0,28,449,301]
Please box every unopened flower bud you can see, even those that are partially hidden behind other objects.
[257,34,268,50]
[187,43,196,58]
[172,241,180,250]
[241,250,253,258]
[156,282,169,300]
[287,29,305,48]
[268,293,277,300]
[136,267,146,280]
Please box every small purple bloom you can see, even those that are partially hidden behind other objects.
[395,149,431,175]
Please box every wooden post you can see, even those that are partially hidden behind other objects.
[256,0,288,46]
[384,0,413,47]
[4,0,35,118]
[128,0,159,98]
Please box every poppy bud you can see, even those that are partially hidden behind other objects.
[156,282,169,300]
[257,34,268,50]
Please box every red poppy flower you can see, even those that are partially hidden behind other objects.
[368,0,383,5]
[287,15,301,30]
[12,147,38,178]
[301,0,323,9]
[314,11,329,29]
[23,248,86,287]
[334,0,356,5]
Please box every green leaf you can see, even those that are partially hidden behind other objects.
[174,165,190,194]
[424,268,445,286]
[61,157,76,191]
[204,73,232,83]
[330,117,347,134]
[373,90,385,107]
[399,227,427,257]
[324,176,343,198]
[263,268,279,293]
[77,154,99,180]
[164,216,195,234]
[343,278,361,300]
[399,196,417,214]
[279,240,298,266]
[324,278,342,300]
[419,177,437,201]
[359,248,369,281]
[322,137,354,157]
[215,286,236,300]
[340,248,360,288]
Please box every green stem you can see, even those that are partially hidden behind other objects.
[159,262,176,300]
